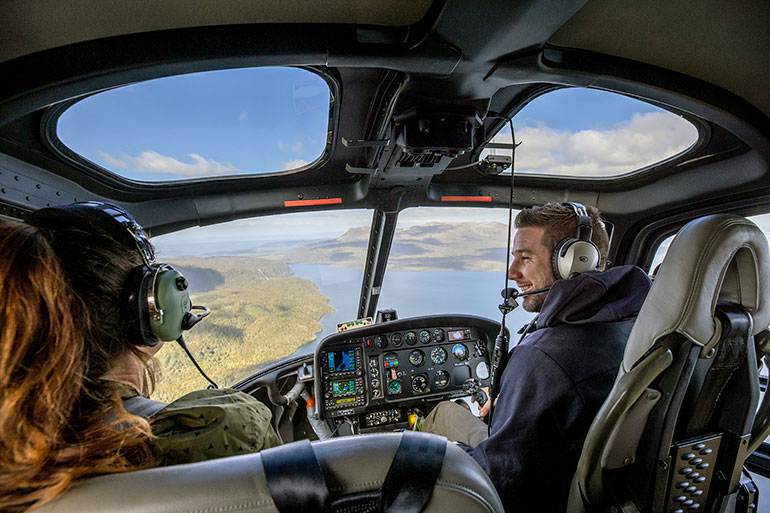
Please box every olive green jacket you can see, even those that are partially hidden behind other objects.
[111,382,281,465]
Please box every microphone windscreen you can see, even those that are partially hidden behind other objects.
[501,287,518,299]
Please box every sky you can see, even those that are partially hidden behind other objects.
[56,68,700,252]
[57,67,330,180]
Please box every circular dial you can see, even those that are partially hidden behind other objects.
[434,370,450,389]
[387,380,402,395]
[411,375,429,394]
[405,331,417,346]
[432,328,445,342]
[430,346,448,365]
[391,333,403,347]
[452,343,469,360]
[418,330,431,344]
[374,335,388,349]
[383,352,399,369]
[408,349,425,367]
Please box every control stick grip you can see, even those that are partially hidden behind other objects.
[462,378,488,407]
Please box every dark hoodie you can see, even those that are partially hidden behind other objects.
[465,265,651,512]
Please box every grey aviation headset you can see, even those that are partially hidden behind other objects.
[40,202,209,346]
[551,202,601,280]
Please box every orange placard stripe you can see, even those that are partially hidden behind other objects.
[284,198,343,207]
[441,196,492,202]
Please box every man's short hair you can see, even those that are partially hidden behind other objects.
[514,202,610,269]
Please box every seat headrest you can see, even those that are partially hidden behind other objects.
[624,214,770,370]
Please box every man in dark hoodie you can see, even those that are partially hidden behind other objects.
[421,202,651,512]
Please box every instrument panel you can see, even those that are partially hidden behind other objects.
[314,315,500,428]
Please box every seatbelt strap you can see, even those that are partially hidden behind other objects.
[263,433,446,513]
[262,440,330,513]
[380,431,447,513]
[686,305,749,433]
[122,395,167,418]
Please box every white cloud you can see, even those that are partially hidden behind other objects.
[485,112,698,177]
[291,141,303,154]
[98,151,243,177]
[239,110,248,121]
[276,140,286,151]
[282,159,310,170]
[97,151,128,170]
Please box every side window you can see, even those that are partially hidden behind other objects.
[649,212,770,274]
[648,236,674,275]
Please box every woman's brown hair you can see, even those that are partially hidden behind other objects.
[0,208,156,512]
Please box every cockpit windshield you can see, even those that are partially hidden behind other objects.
[151,209,369,401]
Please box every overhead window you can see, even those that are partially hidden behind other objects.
[54,67,333,182]
[481,88,699,178]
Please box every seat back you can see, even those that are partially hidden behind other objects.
[36,432,504,513]
[570,214,770,513]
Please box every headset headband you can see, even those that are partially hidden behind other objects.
[564,202,593,242]
[72,201,156,267]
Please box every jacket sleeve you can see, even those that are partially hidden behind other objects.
[468,345,583,510]
[149,388,281,466]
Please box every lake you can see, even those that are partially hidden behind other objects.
[289,264,536,357]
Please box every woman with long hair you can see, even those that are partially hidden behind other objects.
[0,203,279,512]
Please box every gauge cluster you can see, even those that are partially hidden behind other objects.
[315,315,500,428]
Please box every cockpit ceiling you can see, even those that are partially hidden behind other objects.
[0,0,433,65]
[551,0,770,119]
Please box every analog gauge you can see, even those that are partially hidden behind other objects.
[434,370,450,389]
[430,346,448,365]
[383,352,399,369]
[419,330,431,344]
[405,331,417,346]
[374,335,388,349]
[408,349,425,367]
[432,328,445,342]
[387,380,402,395]
[411,375,429,394]
[452,343,469,360]
[391,333,403,347]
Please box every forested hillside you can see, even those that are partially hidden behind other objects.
[287,221,509,271]
[151,256,332,402]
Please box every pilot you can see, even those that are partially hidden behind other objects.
[420,202,652,512]
[0,203,280,513]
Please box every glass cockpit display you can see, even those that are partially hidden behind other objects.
[328,349,356,373]
[332,380,357,397]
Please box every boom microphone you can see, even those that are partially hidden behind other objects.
[500,286,552,299]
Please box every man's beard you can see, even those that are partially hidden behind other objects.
[522,292,547,312]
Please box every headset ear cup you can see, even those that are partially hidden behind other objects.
[125,265,158,346]
[552,239,570,280]
[553,239,600,279]
[148,267,191,342]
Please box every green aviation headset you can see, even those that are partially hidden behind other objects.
[551,202,601,280]
[63,202,209,346]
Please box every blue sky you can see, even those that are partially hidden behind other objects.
[57,67,330,180]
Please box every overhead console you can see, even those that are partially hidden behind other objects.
[314,315,501,431]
